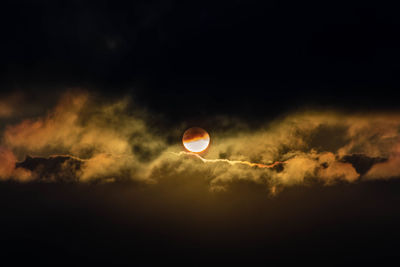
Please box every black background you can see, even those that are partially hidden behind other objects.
[2,180,400,264]
[1,0,400,264]
[2,1,400,119]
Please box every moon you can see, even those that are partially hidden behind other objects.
[182,127,210,153]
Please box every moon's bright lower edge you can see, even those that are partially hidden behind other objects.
[182,127,210,153]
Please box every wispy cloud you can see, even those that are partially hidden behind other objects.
[1,90,400,194]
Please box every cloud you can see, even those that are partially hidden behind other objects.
[0,148,32,182]
[2,90,166,183]
[2,90,400,193]
[364,144,400,179]
[146,111,400,192]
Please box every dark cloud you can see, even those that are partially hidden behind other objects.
[16,155,82,183]
[341,154,387,176]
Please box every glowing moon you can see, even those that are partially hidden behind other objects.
[182,127,210,153]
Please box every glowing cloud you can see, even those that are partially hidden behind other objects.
[172,151,285,168]
[2,90,400,194]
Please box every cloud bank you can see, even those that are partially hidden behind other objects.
[1,90,400,193]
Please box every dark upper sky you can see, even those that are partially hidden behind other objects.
[1,0,400,121]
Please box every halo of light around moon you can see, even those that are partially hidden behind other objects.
[182,127,210,153]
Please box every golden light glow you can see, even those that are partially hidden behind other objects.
[182,127,210,153]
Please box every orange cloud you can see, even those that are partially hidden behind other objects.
[2,90,400,194]
[2,90,165,182]
[0,148,32,182]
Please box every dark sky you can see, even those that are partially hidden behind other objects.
[2,1,400,119]
[1,1,400,265]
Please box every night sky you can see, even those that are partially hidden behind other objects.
[1,1,400,264]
